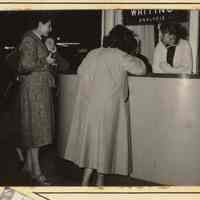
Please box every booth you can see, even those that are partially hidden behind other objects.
[57,10,200,185]
[57,74,200,185]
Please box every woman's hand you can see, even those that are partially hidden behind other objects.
[46,53,56,65]
[159,62,172,73]
[160,62,190,74]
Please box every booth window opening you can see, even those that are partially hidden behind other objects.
[122,9,199,76]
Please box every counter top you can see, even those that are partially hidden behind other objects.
[60,73,200,79]
[128,73,200,79]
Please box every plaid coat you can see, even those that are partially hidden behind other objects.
[19,31,55,147]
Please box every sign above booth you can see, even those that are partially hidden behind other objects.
[123,10,189,25]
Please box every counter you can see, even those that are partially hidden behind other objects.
[57,74,200,185]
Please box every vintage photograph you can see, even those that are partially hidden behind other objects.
[0,8,199,188]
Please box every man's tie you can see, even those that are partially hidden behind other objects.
[166,45,176,67]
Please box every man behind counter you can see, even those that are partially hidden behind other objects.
[152,22,193,74]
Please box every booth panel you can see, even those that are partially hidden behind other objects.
[58,75,200,185]
[129,77,200,185]
[57,75,78,156]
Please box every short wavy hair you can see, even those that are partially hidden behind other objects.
[30,12,53,29]
[103,25,137,55]
[160,22,188,42]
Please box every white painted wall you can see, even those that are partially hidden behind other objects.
[127,25,155,64]
[189,11,199,73]
[101,10,123,46]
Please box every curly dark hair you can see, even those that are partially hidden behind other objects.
[103,25,137,55]
[30,12,53,29]
[160,22,188,42]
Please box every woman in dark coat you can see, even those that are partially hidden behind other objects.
[19,14,56,185]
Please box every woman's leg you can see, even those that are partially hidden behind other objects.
[96,173,104,186]
[82,168,94,186]
[16,147,24,162]
[30,147,51,185]
[23,148,32,173]
[30,147,41,176]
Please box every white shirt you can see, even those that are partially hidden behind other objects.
[152,39,193,74]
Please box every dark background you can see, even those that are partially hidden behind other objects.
[0,10,102,99]
[0,10,102,49]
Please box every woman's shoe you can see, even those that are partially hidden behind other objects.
[21,163,32,176]
[31,174,52,186]
[17,161,25,172]
[96,174,104,186]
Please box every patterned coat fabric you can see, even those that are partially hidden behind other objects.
[19,31,55,148]
[64,47,145,175]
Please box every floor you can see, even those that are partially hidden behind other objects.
[0,143,161,186]
[0,99,160,186]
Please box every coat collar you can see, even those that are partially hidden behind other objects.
[25,30,47,50]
